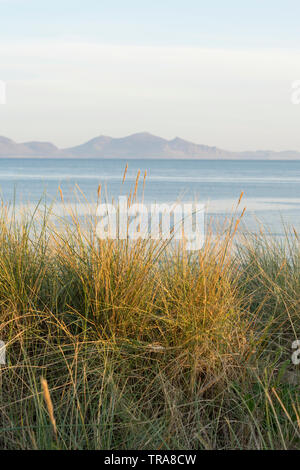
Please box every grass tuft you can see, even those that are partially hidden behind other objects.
[0,190,299,450]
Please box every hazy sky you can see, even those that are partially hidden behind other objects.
[1,0,300,150]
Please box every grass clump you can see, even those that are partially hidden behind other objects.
[0,191,299,450]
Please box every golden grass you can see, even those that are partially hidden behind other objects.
[0,181,299,450]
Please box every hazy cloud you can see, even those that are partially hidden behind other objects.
[0,41,300,150]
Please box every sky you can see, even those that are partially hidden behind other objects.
[0,0,300,151]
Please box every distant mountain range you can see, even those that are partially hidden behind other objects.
[0,132,300,160]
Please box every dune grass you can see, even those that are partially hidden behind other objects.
[0,189,299,450]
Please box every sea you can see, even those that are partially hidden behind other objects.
[0,158,299,237]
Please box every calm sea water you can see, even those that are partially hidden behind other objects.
[0,158,300,236]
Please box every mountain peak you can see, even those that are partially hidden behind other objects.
[0,136,15,144]
[122,132,166,142]
[0,133,299,160]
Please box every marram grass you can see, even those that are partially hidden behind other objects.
[0,190,299,450]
